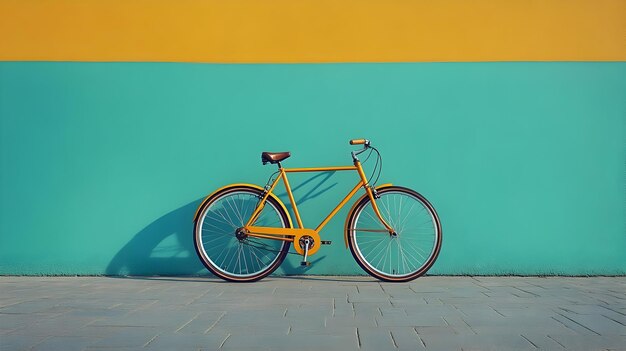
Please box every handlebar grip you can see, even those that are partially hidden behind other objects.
[350,139,368,145]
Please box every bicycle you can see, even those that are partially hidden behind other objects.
[193,139,442,282]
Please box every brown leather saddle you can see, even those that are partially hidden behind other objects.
[261,151,291,165]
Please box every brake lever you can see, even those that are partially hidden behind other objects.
[351,145,369,161]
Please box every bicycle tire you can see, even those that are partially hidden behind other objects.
[346,186,442,282]
[193,185,291,282]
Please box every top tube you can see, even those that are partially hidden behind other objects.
[283,166,358,173]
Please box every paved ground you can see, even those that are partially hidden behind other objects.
[0,276,625,351]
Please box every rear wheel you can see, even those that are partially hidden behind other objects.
[346,186,442,282]
[193,185,291,282]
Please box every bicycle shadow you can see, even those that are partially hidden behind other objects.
[275,171,338,206]
[105,172,337,276]
[105,199,207,276]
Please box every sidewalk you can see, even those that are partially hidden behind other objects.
[1,276,624,351]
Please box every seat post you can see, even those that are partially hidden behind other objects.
[277,162,282,169]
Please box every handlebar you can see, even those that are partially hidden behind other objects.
[349,139,370,146]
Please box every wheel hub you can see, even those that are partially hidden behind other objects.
[235,227,248,240]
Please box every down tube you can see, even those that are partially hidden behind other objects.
[315,181,363,232]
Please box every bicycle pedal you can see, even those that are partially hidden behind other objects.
[300,261,311,266]
[321,241,332,245]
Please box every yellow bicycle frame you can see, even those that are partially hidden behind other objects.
[242,160,394,250]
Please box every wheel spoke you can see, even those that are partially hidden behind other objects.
[205,209,237,229]
[351,189,440,280]
[195,190,288,280]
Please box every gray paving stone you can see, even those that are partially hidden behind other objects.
[415,325,473,336]
[389,310,451,327]
[0,313,39,331]
[552,313,606,336]
[388,327,427,350]
[439,316,477,331]
[30,336,100,351]
[404,304,459,315]
[455,304,506,317]
[490,306,554,318]
[376,314,448,327]
[601,308,626,326]
[0,301,63,314]
[390,298,429,307]
[324,316,377,328]
[420,333,535,351]
[563,313,626,335]
[352,302,389,318]
[285,333,360,351]
[331,298,354,317]
[559,304,615,315]
[143,331,228,350]
[217,311,288,328]
[459,314,513,328]
[380,306,408,318]
[89,313,181,328]
[88,328,161,348]
[283,315,326,330]
[64,326,140,339]
[174,311,226,334]
[10,317,100,337]
[470,323,577,337]
[355,284,386,294]
[520,333,566,350]
[285,305,331,318]
[0,298,26,309]
[220,332,358,350]
[357,327,396,350]
[347,292,390,303]
[210,323,291,336]
[0,334,48,351]
[1,276,625,351]
[547,334,626,351]
[423,296,445,304]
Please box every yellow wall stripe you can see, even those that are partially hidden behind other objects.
[1,0,624,63]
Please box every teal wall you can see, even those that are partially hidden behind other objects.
[1,62,624,276]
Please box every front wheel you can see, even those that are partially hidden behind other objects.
[346,186,442,282]
[193,185,291,282]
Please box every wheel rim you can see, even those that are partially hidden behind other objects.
[197,191,286,278]
[352,190,439,278]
